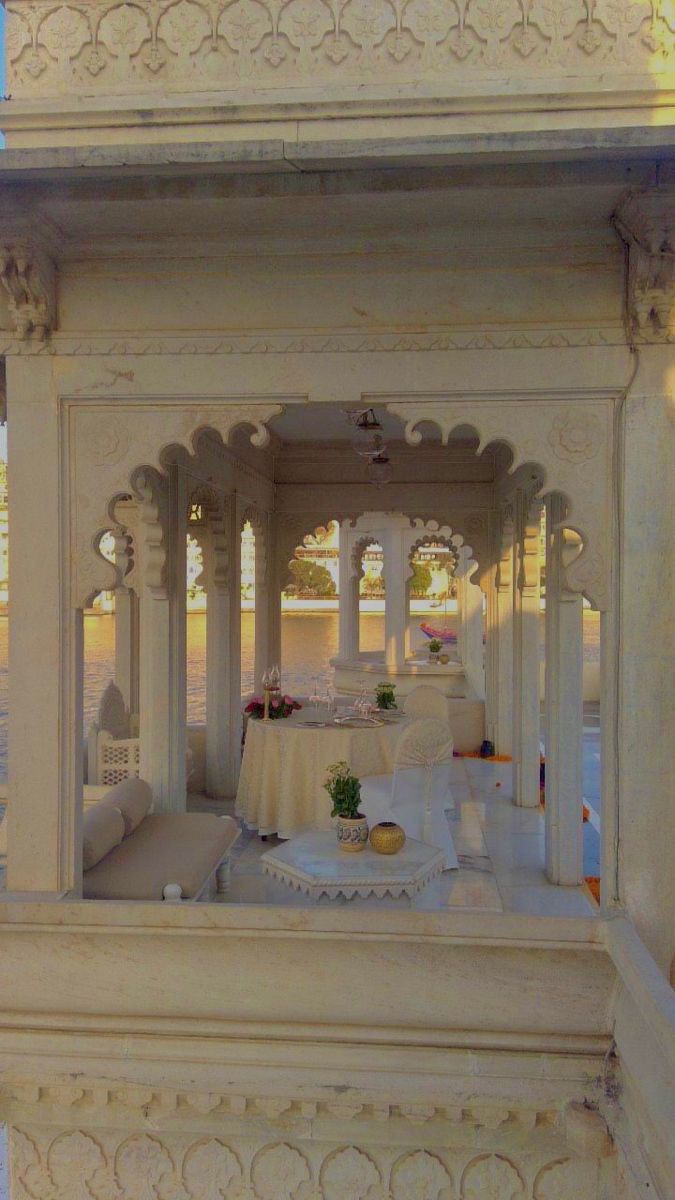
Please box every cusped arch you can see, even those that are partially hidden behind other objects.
[72,401,282,607]
[387,398,612,609]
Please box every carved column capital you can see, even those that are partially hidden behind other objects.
[613,188,675,343]
[0,238,57,341]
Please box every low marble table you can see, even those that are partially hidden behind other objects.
[261,832,446,900]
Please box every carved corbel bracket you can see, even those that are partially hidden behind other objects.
[135,470,169,597]
[613,189,675,343]
[0,240,56,341]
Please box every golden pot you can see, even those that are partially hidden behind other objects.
[439,653,450,665]
[369,822,406,855]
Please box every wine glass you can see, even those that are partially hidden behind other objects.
[309,675,321,722]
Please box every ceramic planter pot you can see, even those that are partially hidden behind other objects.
[369,822,406,855]
[336,814,369,852]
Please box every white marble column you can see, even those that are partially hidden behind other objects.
[138,466,187,813]
[253,511,281,694]
[512,493,542,808]
[494,511,515,757]
[483,569,499,747]
[338,520,359,661]
[382,526,408,669]
[6,357,84,895]
[545,497,584,885]
[457,549,485,699]
[204,506,228,796]
[114,585,140,715]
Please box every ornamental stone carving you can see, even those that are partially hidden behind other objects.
[613,188,675,342]
[460,1154,525,1200]
[391,1150,453,1200]
[534,1158,600,1199]
[7,1123,616,1200]
[0,240,56,341]
[547,411,603,464]
[70,400,281,607]
[320,1147,382,1200]
[6,0,673,99]
[387,398,612,610]
[251,1143,311,1198]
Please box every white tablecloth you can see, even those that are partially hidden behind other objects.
[236,713,407,839]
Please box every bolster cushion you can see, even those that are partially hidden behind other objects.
[100,778,152,837]
[82,804,125,871]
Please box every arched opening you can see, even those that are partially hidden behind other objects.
[69,402,606,911]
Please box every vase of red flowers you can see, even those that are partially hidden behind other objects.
[245,695,302,720]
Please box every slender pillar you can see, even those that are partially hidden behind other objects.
[544,498,584,884]
[7,357,84,895]
[484,572,499,745]
[138,466,187,812]
[204,503,231,797]
[458,550,485,699]
[382,526,408,669]
[494,512,514,756]
[253,511,281,693]
[338,520,359,661]
[114,585,140,715]
[512,493,542,808]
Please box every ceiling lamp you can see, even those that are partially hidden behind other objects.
[367,451,393,488]
[349,407,385,456]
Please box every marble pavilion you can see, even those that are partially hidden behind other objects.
[0,2,673,1197]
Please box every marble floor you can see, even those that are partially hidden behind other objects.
[190,757,598,916]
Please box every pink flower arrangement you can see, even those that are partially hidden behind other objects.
[244,694,302,720]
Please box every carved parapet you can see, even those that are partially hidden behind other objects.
[4,0,674,108]
[0,240,56,341]
[613,189,675,343]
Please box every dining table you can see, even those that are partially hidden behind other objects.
[235,709,408,839]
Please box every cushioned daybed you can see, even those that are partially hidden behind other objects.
[82,779,240,901]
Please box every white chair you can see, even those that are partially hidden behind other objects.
[404,685,450,721]
[359,719,458,869]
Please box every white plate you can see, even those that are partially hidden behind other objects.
[295,720,328,728]
[334,716,385,728]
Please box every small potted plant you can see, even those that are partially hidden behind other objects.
[428,638,442,663]
[374,681,397,710]
[324,761,368,852]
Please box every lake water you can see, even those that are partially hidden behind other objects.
[0,610,599,779]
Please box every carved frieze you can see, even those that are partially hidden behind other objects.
[0,327,638,358]
[5,0,673,100]
[613,189,675,343]
[7,1124,614,1200]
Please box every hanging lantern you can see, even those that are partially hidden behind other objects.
[367,451,393,487]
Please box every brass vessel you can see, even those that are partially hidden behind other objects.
[369,822,406,855]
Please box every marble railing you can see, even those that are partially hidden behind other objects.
[4,0,674,103]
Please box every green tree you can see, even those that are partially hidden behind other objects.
[410,561,432,597]
[287,559,336,597]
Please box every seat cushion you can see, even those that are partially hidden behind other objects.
[82,804,125,871]
[83,813,240,901]
[99,778,152,836]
